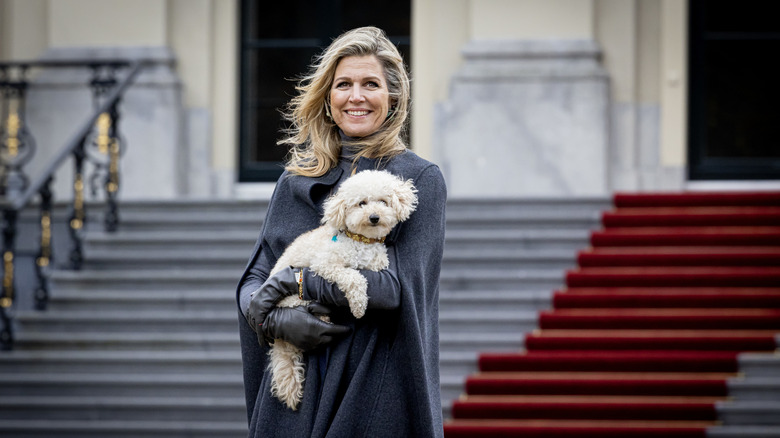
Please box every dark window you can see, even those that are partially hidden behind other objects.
[238,0,411,182]
[689,0,780,180]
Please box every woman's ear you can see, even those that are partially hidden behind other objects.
[392,179,418,222]
[322,195,347,230]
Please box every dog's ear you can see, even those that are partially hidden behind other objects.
[321,193,348,229]
[391,179,419,222]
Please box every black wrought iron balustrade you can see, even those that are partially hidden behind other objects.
[0,59,151,350]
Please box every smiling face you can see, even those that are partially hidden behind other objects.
[329,55,391,138]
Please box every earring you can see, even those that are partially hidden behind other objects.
[325,104,332,120]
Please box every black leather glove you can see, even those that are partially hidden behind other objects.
[262,302,351,351]
[246,266,299,334]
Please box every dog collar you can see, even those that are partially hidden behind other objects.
[340,229,386,244]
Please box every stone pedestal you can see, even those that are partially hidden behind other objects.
[435,40,610,197]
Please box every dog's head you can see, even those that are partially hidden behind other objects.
[322,170,418,240]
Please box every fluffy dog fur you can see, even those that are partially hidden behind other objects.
[267,169,418,410]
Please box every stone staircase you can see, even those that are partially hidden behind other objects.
[0,197,608,437]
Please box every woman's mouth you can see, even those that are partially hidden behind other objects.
[346,110,370,116]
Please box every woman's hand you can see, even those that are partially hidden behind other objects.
[261,302,350,351]
[246,266,299,332]
[246,266,350,350]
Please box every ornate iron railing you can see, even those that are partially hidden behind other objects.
[0,59,149,350]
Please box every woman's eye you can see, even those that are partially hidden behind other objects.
[336,82,350,89]
[366,81,379,88]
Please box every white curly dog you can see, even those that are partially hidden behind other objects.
[267,169,418,410]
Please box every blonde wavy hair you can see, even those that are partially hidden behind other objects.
[280,26,410,177]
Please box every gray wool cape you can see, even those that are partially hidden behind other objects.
[236,149,446,438]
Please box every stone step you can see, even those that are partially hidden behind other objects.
[109,199,268,215]
[439,269,565,291]
[0,373,243,398]
[83,231,257,252]
[439,331,524,354]
[16,310,239,334]
[0,420,247,438]
[441,248,577,270]
[0,351,242,374]
[439,290,553,312]
[439,310,538,334]
[729,377,780,400]
[82,249,250,270]
[114,211,263,232]
[717,401,780,425]
[45,290,236,312]
[0,396,246,422]
[444,229,592,251]
[740,353,780,377]
[14,332,240,352]
[439,351,479,379]
[50,269,242,292]
[444,198,609,217]
[707,426,780,437]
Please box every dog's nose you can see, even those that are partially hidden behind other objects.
[369,214,380,224]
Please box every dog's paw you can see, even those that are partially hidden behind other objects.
[350,298,367,318]
[344,276,368,318]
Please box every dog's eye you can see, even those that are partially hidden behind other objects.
[359,201,367,207]
[379,200,387,206]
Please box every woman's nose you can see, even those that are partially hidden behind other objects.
[349,86,365,102]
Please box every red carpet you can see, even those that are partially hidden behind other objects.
[577,247,780,267]
[445,191,780,437]
[444,420,713,438]
[451,395,721,421]
[465,372,733,397]
[590,227,780,247]
[524,330,778,351]
[553,287,780,308]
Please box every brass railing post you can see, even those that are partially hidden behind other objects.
[88,66,122,232]
[34,178,53,310]
[0,65,34,198]
[69,141,86,270]
[1,208,17,350]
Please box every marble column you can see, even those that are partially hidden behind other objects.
[435,39,610,197]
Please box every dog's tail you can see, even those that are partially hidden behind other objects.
[268,340,306,410]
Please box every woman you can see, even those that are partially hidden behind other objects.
[237,26,446,437]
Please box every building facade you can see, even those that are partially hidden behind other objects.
[1,0,778,201]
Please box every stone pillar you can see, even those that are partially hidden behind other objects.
[435,39,610,197]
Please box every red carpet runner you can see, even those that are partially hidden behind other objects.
[444,191,780,438]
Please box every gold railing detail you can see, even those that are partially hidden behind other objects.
[37,213,51,267]
[71,173,85,230]
[108,138,120,193]
[6,111,20,158]
[1,251,13,308]
[96,112,111,154]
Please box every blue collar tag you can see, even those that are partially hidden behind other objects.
[332,235,338,242]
